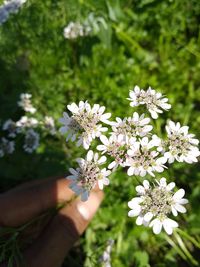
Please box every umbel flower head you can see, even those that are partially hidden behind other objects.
[163,121,200,164]
[110,112,153,140]
[128,178,188,235]
[59,101,111,149]
[126,136,166,177]
[18,93,36,114]
[67,150,111,201]
[127,85,171,119]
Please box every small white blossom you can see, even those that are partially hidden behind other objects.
[126,137,166,177]
[16,116,38,130]
[0,0,27,25]
[128,178,188,235]
[111,112,153,140]
[63,21,91,39]
[67,150,110,201]
[127,85,171,119]
[99,239,114,267]
[0,137,15,157]
[59,101,110,149]
[163,121,200,164]
[43,116,56,135]
[18,93,36,114]
[97,134,133,170]
[2,119,17,137]
[23,129,40,153]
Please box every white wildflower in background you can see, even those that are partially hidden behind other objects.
[63,21,91,39]
[0,0,27,25]
[18,93,36,114]
[163,120,200,164]
[99,239,114,267]
[23,129,40,153]
[128,178,188,235]
[126,137,166,177]
[97,134,133,170]
[2,119,17,137]
[127,85,171,119]
[111,112,153,140]
[43,116,56,135]
[16,116,38,130]
[59,101,111,149]
[0,137,15,157]
[67,150,110,201]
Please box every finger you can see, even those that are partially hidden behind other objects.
[0,177,74,227]
[23,190,104,267]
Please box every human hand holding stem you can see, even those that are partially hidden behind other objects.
[0,176,103,267]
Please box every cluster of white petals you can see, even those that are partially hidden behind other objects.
[128,178,188,235]
[59,101,111,149]
[16,116,38,130]
[0,0,27,25]
[63,22,91,39]
[18,93,36,114]
[126,136,166,177]
[163,121,200,163]
[0,93,58,157]
[0,137,15,157]
[127,85,171,119]
[23,129,40,153]
[99,239,114,267]
[43,116,56,135]
[97,134,134,170]
[110,112,153,140]
[68,150,110,201]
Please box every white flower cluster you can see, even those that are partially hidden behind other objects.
[99,239,114,267]
[63,21,91,39]
[128,178,188,235]
[1,93,56,157]
[59,101,110,149]
[60,85,199,234]
[127,85,171,119]
[18,93,36,114]
[0,0,27,25]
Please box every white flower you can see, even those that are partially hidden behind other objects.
[18,93,36,114]
[126,137,166,177]
[127,85,171,119]
[99,239,114,267]
[0,137,15,157]
[128,178,188,235]
[111,112,153,140]
[59,101,110,149]
[63,21,91,39]
[0,0,27,25]
[97,134,132,170]
[16,116,38,130]
[23,129,40,153]
[43,116,56,135]
[67,150,110,201]
[2,119,17,137]
[164,121,200,163]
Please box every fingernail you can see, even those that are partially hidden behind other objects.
[76,191,104,221]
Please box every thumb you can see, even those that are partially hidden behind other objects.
[24,190,104,267]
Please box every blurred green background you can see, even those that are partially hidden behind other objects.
[0,0,200,266]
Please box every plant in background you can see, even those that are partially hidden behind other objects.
[0,0,27,25]
[60,85,200,236]
[0,93,56,156]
